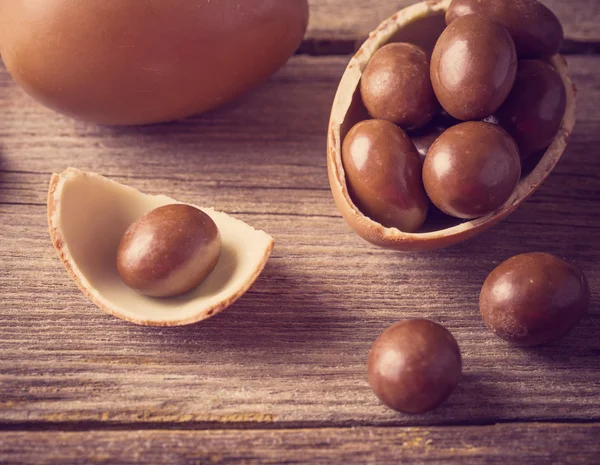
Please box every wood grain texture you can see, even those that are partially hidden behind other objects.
[1,424,600,465]
[305,0,600,53]
[0,55,598,430]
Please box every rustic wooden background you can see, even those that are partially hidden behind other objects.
[1,1,599,464]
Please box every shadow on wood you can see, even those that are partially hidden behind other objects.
[0,148,6,204]
[65,57,339,162]
[447,371,512,421]
[129,258,350,355]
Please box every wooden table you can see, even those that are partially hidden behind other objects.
[1,1,599,463]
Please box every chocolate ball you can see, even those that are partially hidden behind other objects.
[117,204,221,298]
[446,0,564,59]
[342,119,429,232]
[480,253,590,346]
[368,319,462,414]
[360,43,438,130]
[430,14,517,121]
[496,60,567,159]
[422,122,521,219]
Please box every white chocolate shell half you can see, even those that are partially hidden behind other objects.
[327,0,576,251]
[48,168,274,326]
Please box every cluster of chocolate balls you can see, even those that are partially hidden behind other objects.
[350,0,589,414]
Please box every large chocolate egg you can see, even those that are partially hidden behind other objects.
[0,0,309,125]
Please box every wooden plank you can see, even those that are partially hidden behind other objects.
[0,56,599,427]
[305,0,600,53]
[1,424,599,465]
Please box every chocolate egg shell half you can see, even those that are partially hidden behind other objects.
[327,0,575,251]
[48,168,274,326]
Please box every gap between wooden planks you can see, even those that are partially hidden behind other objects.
[1,423,599,465]
[304,0,600,54]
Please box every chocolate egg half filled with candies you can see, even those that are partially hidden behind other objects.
[327,0,575,251]
[48,168,273,326]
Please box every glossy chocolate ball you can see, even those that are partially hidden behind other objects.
[431,14,517,121]
[480,253,590,346]
[368,319,462,414]
[342,119,429,232]
[117,204,221,298]
[423,122,521,219]
[497,60,567,159]
[361,43,438,130]
[446,0,563,59]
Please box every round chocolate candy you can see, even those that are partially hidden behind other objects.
[446,0,564,59]
[342,119,429,232]
[422,122,521,219]
[496,60,567,159]
[368,319,462,414]
[360,43,438,130]
[117,204,222,298]
[430,14,517,121]
[480,253,590,346]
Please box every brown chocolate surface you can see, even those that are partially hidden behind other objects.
[430,14,517,121]
[342,119,429,232]
[497,60,567,159]
[360,43,438,130]
[422,122,521,219]
[0,1,309,125]
[368,319,462,414]
[480,252,590,346]
[117,204,222,298]
[342,120,429,232]
[446,0,564,58]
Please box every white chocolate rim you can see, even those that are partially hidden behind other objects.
[327,0,576,251]
[48,168,274,326]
